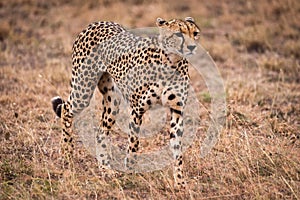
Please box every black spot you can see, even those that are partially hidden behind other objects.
[168,94,176,100]
[79,103,85,108]
[114,99,119,106]
[132,125,140,133]
[63,129,70,136]
[171,108,182,115]
[170,133,176,139]
[103,87,108,94]
[130,137,135,143]
[171,122,176,128]
[83,94,88,99]
[176,129,183,137]
[177,101,183,106]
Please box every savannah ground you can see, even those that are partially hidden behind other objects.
[0,0,299,199]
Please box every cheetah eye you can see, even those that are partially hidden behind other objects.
[193,32,199,37]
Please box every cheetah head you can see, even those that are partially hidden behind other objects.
[156,17,201,56]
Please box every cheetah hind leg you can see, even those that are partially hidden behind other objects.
[51,96,74,166]
[51,71,101,167]
[124,109,142,171]
[96,73,121,172]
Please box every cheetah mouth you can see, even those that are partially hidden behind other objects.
[176,49,195,56]
[184,51,196,57]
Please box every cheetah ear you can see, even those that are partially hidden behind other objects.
[156,17,167,27]
[185,17,195,23]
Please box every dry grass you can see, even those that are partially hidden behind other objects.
[0,0,299,199]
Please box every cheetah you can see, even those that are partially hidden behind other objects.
[52,17,201,188]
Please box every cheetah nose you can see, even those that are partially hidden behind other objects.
[187,45,196,52]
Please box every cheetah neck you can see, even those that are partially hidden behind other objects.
[151,36,184,65]
[167,52,184,65]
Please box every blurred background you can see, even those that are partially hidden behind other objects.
[0,0,299,199]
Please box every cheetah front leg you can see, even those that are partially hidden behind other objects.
[162,86,188,189]
[169,107,186,189]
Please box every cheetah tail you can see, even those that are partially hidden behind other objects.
[51,96,64,118]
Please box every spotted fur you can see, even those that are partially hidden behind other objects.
[52,17,200,189]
